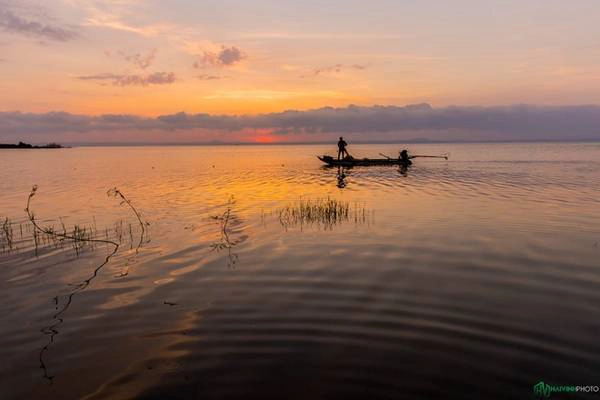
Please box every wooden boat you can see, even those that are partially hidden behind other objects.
[318,155,412,167]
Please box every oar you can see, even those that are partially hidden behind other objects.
[379,153,393,159]
[411,154,449,160]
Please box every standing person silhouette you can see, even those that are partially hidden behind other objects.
[337,136,349,160]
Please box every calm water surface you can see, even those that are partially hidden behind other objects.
[1,143,600,399]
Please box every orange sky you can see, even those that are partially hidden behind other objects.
[1,0,600,118]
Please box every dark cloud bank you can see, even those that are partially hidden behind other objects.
[1,104,600,142]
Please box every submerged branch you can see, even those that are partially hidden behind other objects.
[211,197,240,268]
[26,185,146,383]
[26,185,119,250]
[107,187,148,253]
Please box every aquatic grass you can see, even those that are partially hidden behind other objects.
[71,224,93,255]
[4,217,130,256]
[278,197,370,230]
[1,217,15,252]
[23,186,149,258]
[114,220,124,245]
[2,187,148,258]
[26,186,120,257]
[128,223,134,250]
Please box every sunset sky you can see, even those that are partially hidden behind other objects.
[1,0,600,143]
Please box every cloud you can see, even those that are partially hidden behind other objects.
[240,32,407,40]
[311,63,368,76]
[2,104,600,142]
[77,1,174,37]
[314,64,343,75]
[77,72,176,86]
[194,46,246,68]
[0,6,79,42]
[118,48,157,69]
[197,74,222,81]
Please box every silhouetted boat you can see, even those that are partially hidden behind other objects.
[318,155,411,167]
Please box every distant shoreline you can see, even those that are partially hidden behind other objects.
[3,140,600,149]
[35,139,600,147]
[0,142,67,149]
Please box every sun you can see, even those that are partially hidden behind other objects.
[254,136,274,143]
[252,132,276,143]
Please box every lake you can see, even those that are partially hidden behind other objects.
[1,143,600,399]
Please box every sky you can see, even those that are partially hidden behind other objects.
[1,0,600,143]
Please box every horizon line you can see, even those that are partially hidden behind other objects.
[6,139,600,147]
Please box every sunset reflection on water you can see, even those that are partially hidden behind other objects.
[1,143,600,399]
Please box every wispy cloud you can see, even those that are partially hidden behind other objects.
[239,32,407,40]
[194,46,247,68]
[76,1,173,37]
[197,74,223,81]
[0,5,79,42]
[308,63,368,77]
[84,17,172,37]
[118,48,157,69]
[201,89,342,101]
[314,64,343,75]
[77,72,176,86]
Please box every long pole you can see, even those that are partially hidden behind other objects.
[410,155,448,160]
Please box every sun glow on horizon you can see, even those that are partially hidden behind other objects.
[2,1,600,142]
